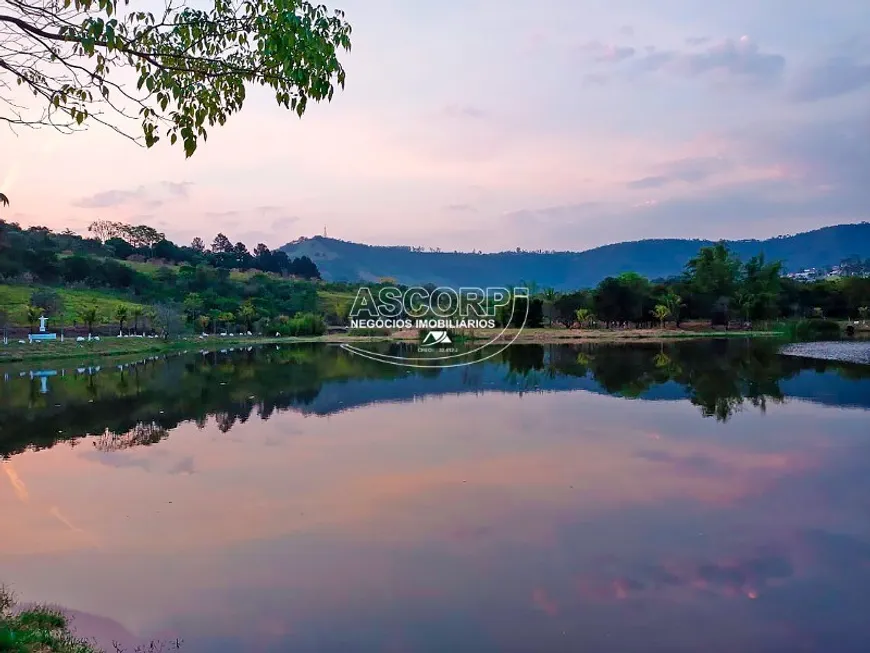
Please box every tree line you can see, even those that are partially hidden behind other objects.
[535,243,870,329]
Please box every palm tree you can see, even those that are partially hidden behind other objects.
[575,308,593,328]
[219,311,235,333]
[661,291,684,326]
[520,279,539,297]
[734,290,755,323]
[115,305,128,334]
[237,301,256,333]
[541,287,558,326]
[651,304,671,328]
[80,306,99,336]
[131,306,144,334]
[25,305,42,334]
[0,192,9,208]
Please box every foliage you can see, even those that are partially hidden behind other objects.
[780,319,842,341]
[0,0,352,157]
[115,303,128,330]
[153,303,184,339]
[574,307,593,327]
[79,306,99,333]
[1,285,143,327]
[273,312,326,337]
[25,305,42,333]
[651,304,671,327]
[496,295,543,329]
[0,585,181,652]
[29,289,64,318]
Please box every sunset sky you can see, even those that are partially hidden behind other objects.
[1,0,868,252]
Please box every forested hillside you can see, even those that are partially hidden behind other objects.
[281,223,870,288]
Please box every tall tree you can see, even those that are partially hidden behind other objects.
[651,304,671,328]
[684,242,742,321]
[237,300,256,332]
[741,253,782,321]
[0,0,352,157]
[131,306,144,334]
[88,220,123,242]
[211,233,233,254]
[80,306,99,335]
[25,304,42,333]
[115,304,128,333]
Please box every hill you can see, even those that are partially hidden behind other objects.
[280,223,870,289]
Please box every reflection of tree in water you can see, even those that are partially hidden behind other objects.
[671,339,787,421]
[502,345,550,391]
[215,411,237,433]
[3,341,870,458]
[92,422,170,452]
[542,339,796,421]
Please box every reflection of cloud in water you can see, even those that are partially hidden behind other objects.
[576,549,794,602]
[80,447,195,476]
[2,461,99,548]
[531,588,559,616]
[3,461,29,502]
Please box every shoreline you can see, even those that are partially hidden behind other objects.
[780,341,870,366]
[0,328,781,365]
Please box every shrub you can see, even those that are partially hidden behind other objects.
[275,312,326,337]
[781,318,842,341]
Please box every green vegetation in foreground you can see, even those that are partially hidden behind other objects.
[0,586,95,653]
[0,334,389,364]
[0,587,181,653]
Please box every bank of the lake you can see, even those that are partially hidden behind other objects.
[781,341,870,365]
[453,327,781,344]
[0,327,785,363]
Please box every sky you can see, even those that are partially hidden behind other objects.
[1,0,869,252]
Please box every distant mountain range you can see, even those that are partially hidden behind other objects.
[281,222,870,289]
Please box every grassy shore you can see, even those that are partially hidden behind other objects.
[0,326,784,364]
[442,327,781,344]
[0,333,389,364]
[0,587,181,653]
[0,587,97,653]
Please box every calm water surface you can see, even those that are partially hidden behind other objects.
[1,341,870,652]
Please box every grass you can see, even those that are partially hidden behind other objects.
[317,290,355,317]
[0,587,182,653]
[0,285,145,327]
[0,586,98,652]
[0,324,786,364]
[0,332,400,364]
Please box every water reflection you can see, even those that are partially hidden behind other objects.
[1,341,868,458]
[1,341,869,652]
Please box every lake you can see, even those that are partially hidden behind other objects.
[2,340,870,652]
